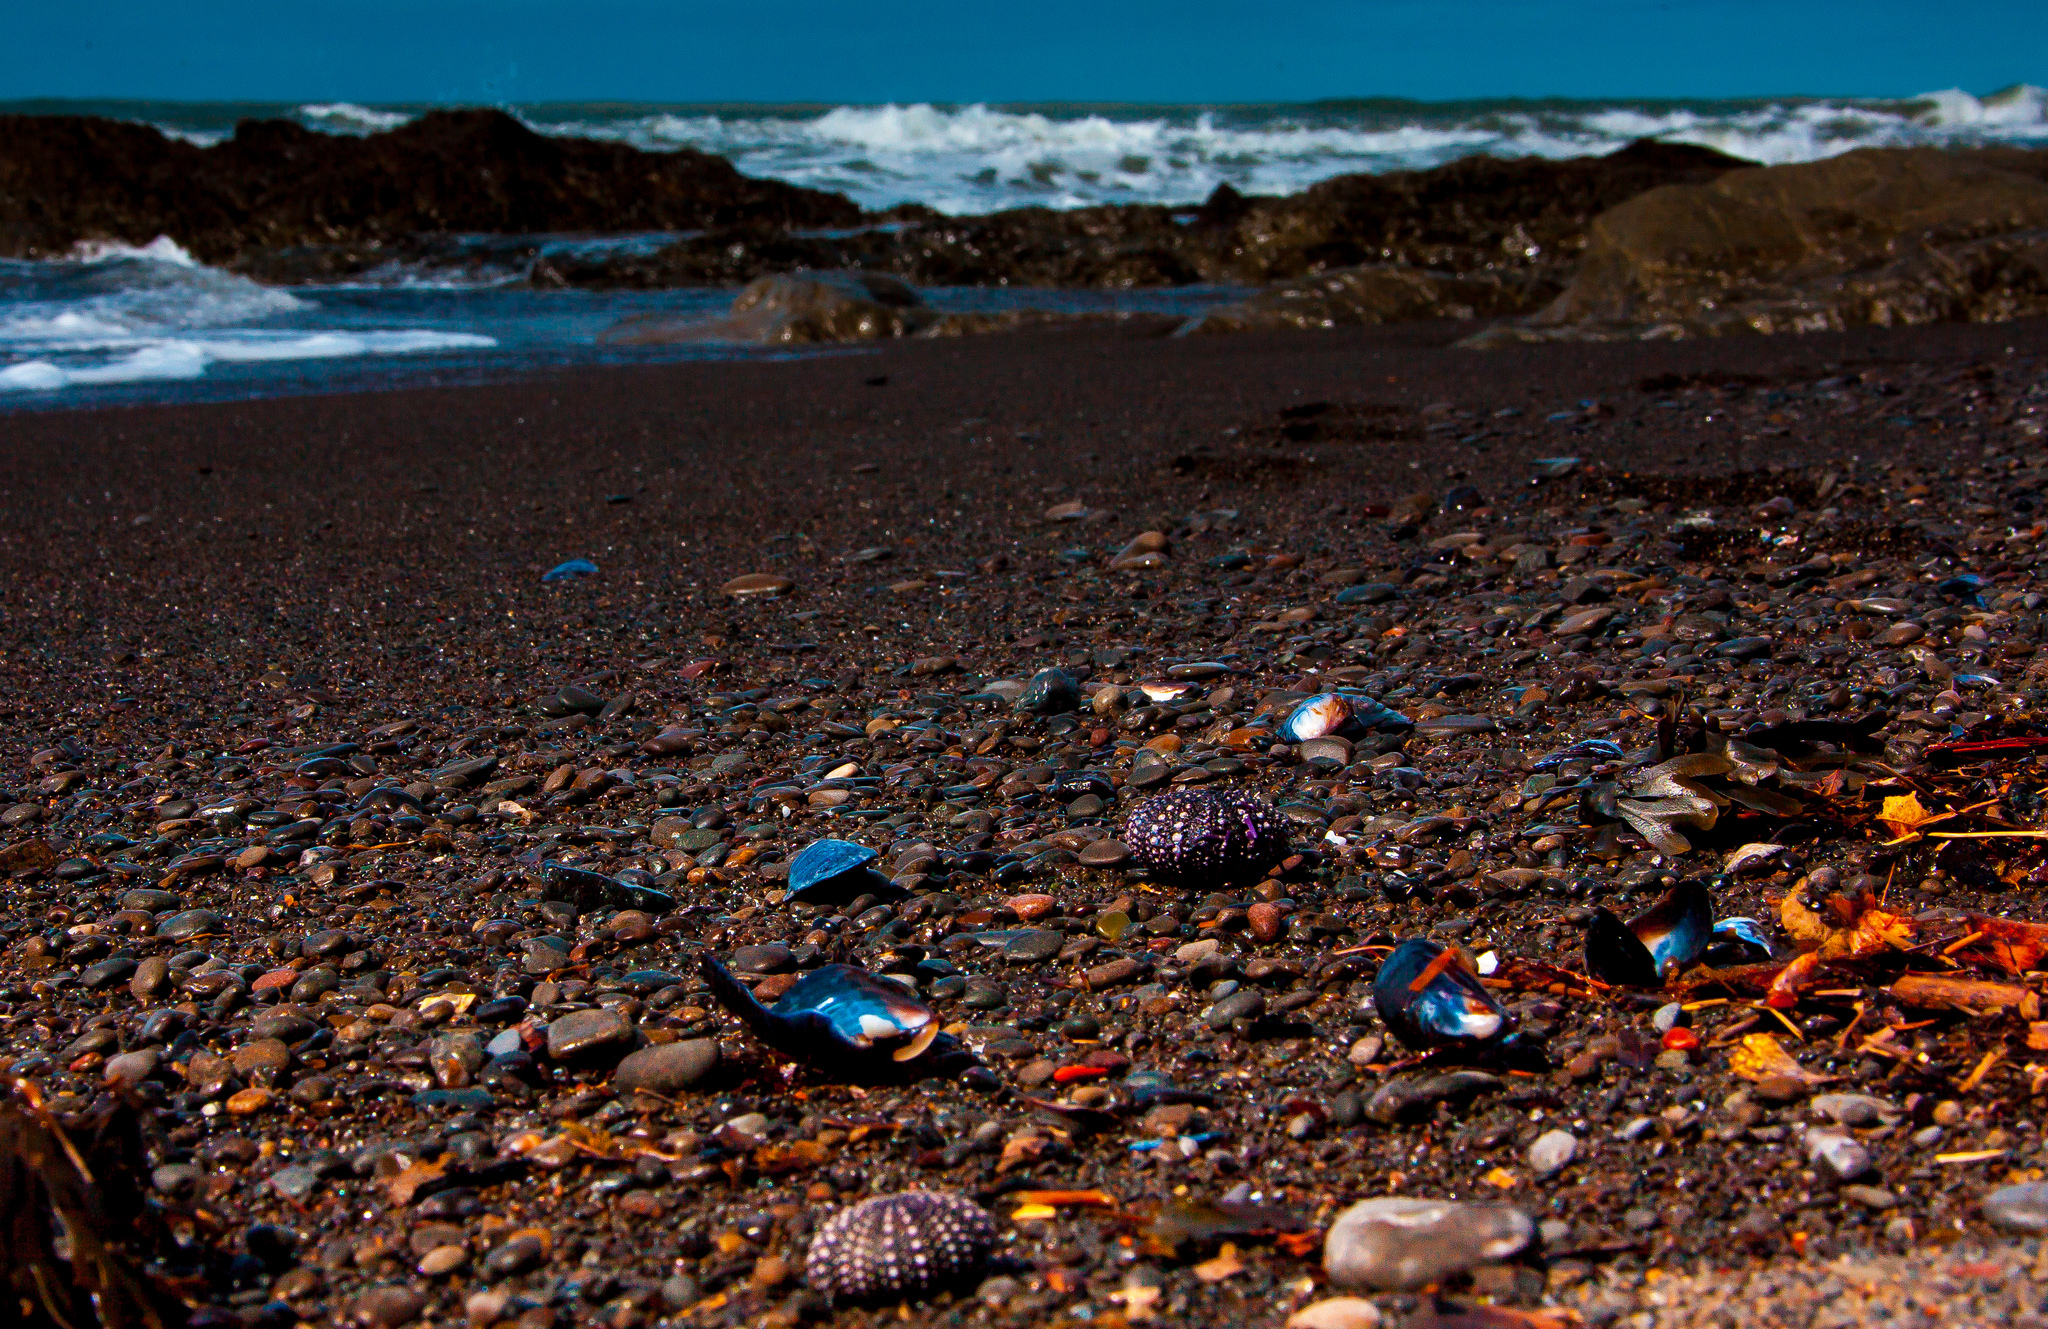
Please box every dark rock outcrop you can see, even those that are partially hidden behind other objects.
[0,109,862,262]
[1519,146,2048,338]
[540,140,1753,291]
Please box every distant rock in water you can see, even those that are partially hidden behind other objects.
[605,272,940,346]
[1183,264,1555,333]
[602,271,1134,346]
[0,109,861,262]
[1474,146,2048,343]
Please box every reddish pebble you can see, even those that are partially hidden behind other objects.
[1081,1049,1130,1072]
[1662,1027,1700,1051]
[1008,893,1057,921]
[253,968,298,992]
[1053,1065,1109,1084]
[1247,901,1284,943]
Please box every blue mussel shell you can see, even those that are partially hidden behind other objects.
[784,838,896,904]
[1584,880,1714,987]
[1372,937,1511,1052]
[701,953,974,1081]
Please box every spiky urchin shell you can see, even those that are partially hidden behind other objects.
[1122,787,1290,884]
[804,1191,996,1301]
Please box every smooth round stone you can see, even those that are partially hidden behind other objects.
[251,1010,316,1043]
[269,1165,321,1203]
[303,928,355,957]
[1287,1298,1382,1329]
[1206,988,1266,1030]
[102,1049,160,1087]
[1526,1129,1578,1176]
[485,1029,523,1057]
[1715,635,1775,659]
[348,1285,426,1328]
[120,889,183,913]
[231,1038,291,1077]
[1323,1197,1534,1291]
[612,1039,719,1092]
[1412,714,1495,735]
[1167,662,1229,680]
[155,909,224,942]
[1127,759,1171,790]
[649,816,693,848]
[1804,1131,1874,1182]
[1985,1183,2048,1233]
[547,1008,634,1062]
[732,943,794,974]
[722,573,795,598]
[418,1245,468,1276]
[1067,794,1106,818]
[1810,1093,1902,1127]
[1298,736,1354,765]
[1001,930,1066,965]
[80,956,137,990]
[484,1235,547,1277]
[476,996,528,1024]
[1078,839,1132,867]
[962,979,1009,1010]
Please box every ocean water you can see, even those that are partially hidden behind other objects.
[0,240,1243,411]
[10,86,2044,214]
[2,87,2043,406]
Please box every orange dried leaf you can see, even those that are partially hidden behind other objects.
[1192,1244,1245,1283]
[1009,1189,1118,1209]
[1765,952,1821,1009]
[381,1157,447,1206]
[1880,792,1937,840]
[1961,915,2048,973]
[1728,1032,1833,1085]
[753,1140,830,1175]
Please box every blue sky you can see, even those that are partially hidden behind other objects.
[4,0,2039,104]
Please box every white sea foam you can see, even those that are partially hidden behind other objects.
[297,102,413,134]
[512,87,2048,213]
[0,330,497,392]
[0,242,495,394]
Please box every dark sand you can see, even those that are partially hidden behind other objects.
[4,318,2048,1329]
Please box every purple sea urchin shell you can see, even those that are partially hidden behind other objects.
[804,1191,996,1300]
[1122,788,1290,884]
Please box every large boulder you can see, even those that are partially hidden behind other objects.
[1533,146,2048,336]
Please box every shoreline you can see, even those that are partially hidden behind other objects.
[3,317,2048,1328]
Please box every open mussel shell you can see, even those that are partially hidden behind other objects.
[1531,737,1626,772]
[784,838,899,904]
[700,954,967,1081]
[1584,880,1714,987]
[1703,916,1776,966]
[539,860,675,914]
[1372,937,1511,1052]
[1584,908,1659,989]
[1279,693,1354,743]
